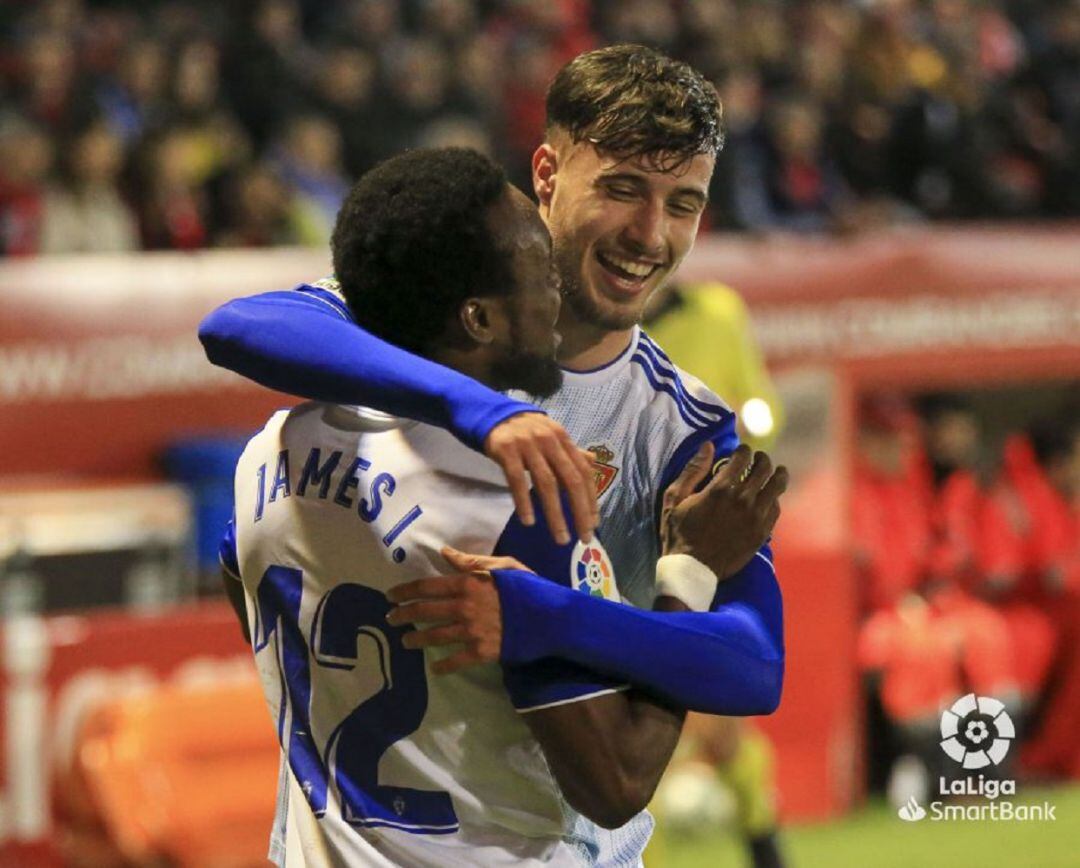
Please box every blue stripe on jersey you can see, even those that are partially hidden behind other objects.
[637,334,729,420]
[634,341,728,428]
[296,285,352,321]
[631,353,716,430]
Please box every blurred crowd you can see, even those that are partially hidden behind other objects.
[1,0,1079,256]
[853,392,1080,791]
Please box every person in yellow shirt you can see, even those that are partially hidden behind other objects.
[645,282,783,451]
[644,281,786,868]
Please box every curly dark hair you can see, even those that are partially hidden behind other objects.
[331,147,514,355]
[546,44,724,171]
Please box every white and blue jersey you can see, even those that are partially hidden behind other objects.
[523,327,736,608]
[231,403,635,867]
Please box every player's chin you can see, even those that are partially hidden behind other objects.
[525,356,563,398]
[493,351,563,398]
[585,289,652,331]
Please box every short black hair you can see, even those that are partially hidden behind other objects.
[331,147,513,355]
[546,44,723,171]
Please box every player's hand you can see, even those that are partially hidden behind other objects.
[386,547,533,674]
[438,545,534,575]
[661,443,788,580]
[484,413,599,546]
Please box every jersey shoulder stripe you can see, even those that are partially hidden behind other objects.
[633,347,723,428]
[630,351,718,430]
[637,333,731,419]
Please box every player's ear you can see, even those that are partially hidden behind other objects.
[459,296,508,346]
[532,143,557,208]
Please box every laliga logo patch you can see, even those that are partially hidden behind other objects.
[587,444,619,497]
[570,539,617,600]
[940,693,1015,769]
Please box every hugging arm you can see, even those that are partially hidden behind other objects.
[198,288,535,450]
[495,547,784,716]
[505,595,693,829]
[200,287,598,541]
[393,441,786,715]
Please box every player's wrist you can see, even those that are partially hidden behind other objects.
[655,554,718,613]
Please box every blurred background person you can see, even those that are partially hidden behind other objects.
[269,113,350,246]
[40,119,138,254]
[0,115,54,256]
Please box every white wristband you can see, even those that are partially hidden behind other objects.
[655,554,719,612]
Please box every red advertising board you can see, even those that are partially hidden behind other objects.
[1,230,1076,481]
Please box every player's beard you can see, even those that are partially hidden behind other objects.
[492,319,563,399]
[492,345,562,398]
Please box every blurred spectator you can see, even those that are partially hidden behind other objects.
[1020,419,1080,778]
[499,35,561,184]
[137,127,209,250]
[222,0,316,147]
[40,120,138,253]
[416,115,494,155]
[0,115,54,255]
[312,46,380,178]
[95,37,170,145]
[215,163,299,248]
[852,394,931,614]
[14,28,95,135]
[600,0,680,53]
[921,396,1057,715]
[335,0,403,53]
[733,94,851,232]
[419,0,477,51]
[368,36,455,159]
[270,114,349,246]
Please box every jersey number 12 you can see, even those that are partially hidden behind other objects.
[254,564,459,834]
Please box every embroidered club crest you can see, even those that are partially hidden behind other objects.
[587,444,619,497]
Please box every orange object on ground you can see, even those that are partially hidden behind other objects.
[60,676,279,867]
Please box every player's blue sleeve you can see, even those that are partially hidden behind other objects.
[219,514,240,580]
[493,509,629,711]
[198,285,541,451]
[494,545,783,716]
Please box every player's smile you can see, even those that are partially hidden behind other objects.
[592,248,665,298]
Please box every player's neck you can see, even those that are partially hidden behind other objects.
[556,322,634,372]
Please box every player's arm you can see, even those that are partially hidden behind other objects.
[198,287,597,542]
[389,443,785,715]
[507,435,786,716]
[218,516,251,644]
[518,599,690,829]
[493,546,783,716]
[199,287,539,449]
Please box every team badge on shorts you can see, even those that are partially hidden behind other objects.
[587,444,619,497]
[570,539,617,600]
